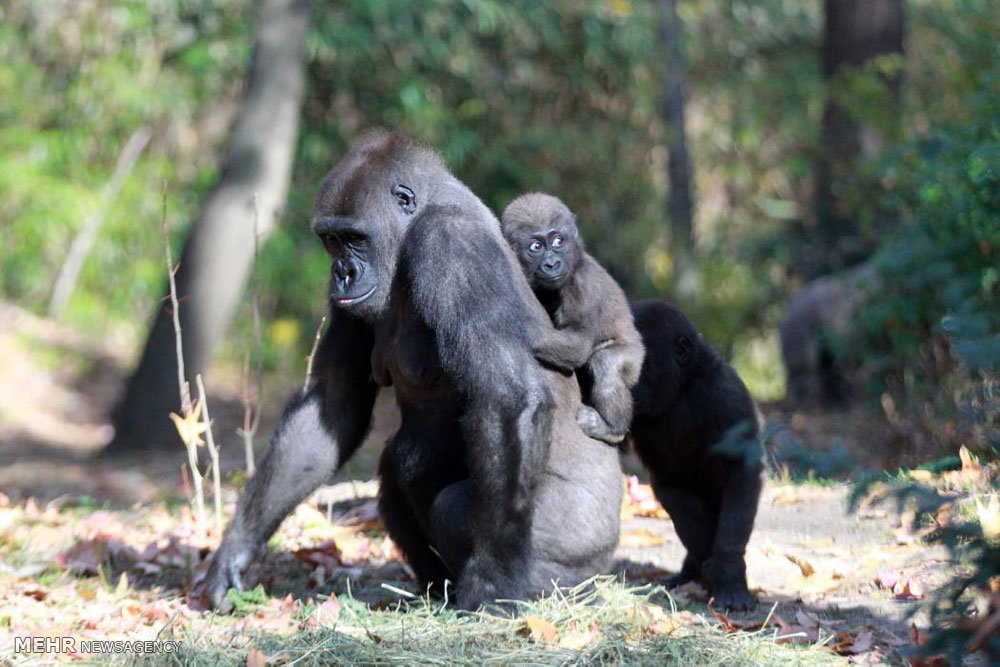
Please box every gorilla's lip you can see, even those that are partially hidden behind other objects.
[336,285,377,306]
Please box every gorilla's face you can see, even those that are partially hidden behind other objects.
[311,131,442,323]
[519,226,577,290]
[501,194,581,292]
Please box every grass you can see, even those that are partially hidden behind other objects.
[124,579,842,666]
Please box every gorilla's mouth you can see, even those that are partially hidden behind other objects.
[336,285,377,306]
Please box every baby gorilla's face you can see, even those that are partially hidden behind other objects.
[519,223,577,289]
[502,194,581,292]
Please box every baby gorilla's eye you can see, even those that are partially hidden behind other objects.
[529,241,544,253]
[391,184,417,214]
[552,235,565,248]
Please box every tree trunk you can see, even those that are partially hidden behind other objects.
[106,0,309,454]
[814,0,903,273]
[656,0,694,249]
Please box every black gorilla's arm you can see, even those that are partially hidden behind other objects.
[203,311,378,612]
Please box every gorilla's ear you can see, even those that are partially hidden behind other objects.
[674,336,693,366]
[391,184,417,214]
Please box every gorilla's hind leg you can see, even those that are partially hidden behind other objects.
[652,483,716,589]
[378,456,453,594]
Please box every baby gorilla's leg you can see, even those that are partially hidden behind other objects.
[576,349,635,445]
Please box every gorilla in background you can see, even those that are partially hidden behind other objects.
[629,300,763,611]
[203,131,622,612]
[500,193,644,445]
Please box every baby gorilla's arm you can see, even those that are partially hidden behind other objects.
[530,319,595,373]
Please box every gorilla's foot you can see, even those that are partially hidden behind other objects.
[709,584,757,612]
[703,555,756,611]
[662,571,697,590]
[457,554,527,612]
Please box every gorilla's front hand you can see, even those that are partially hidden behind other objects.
[202,523,253,613]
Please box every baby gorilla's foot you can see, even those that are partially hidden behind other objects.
[576,406,625,445]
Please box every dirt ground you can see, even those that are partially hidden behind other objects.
[0,302,960,660]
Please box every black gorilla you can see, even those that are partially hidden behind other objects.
[629,300,763,611]
[203,131,622,612]
[500,193,644,445]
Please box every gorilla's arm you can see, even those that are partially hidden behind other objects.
[405,203,554,609]
[530,320,595,372]
[204,311,378,611]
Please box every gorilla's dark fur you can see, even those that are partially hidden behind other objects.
[629,300,763,611]
[203,131,621,612]
[500,194,644,445]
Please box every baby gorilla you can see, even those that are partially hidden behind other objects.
[500,193,644,444]
[629,300,763,611]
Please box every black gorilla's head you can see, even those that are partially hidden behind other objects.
[500,193,582,291]
[630,301,707,414]
[311,129,447,322]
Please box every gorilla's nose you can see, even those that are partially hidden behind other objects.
[333,258,362,288]
[542,258,562,274]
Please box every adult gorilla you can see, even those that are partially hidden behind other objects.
[203,131,622,612]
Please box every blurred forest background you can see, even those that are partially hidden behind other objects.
[0,0,997,465]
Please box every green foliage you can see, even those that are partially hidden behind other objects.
[0,1,251,341]
[848,64,1000,452]
[225,584,269,616]
[1,0,997,394]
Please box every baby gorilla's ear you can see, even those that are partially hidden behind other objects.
[674,336,693,366]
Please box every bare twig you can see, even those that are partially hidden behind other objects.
[162,181,192,414]
[238,352,256,477]
[196,374,223,535]
[236,194,265,477]
[48,125,152,317]
[304,315,327,395]
[161,180,202,526]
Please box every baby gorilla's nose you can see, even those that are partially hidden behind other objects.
[542,258,562,274]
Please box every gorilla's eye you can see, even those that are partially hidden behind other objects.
[552,235,565,248]
[391,184,417,214]
[529,241,544,253]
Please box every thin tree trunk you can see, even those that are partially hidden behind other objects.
[48,126,151,317]
[106,0,310,454]
[656,0,694,249]
[814,0,903,272]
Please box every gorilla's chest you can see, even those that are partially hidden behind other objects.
[372,296,453,406]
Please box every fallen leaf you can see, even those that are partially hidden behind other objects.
[711,605,738,633]
[795,609,820,628]
[976,494,1000,539]
[115,572,129,596]
[893,579,924,601]
[850,629,875,654]
[246,648,267,667]
[875,569,899,590]
[521,616,558,644]
[58,539,109,575]
[770,486,804,506]
[22,587,48,601]
[785,570,843,596]
[784,553,815,577]
[908,469,935,483]
[620,529,665,548]
[293,541,342,569]
[558,621,599,649]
